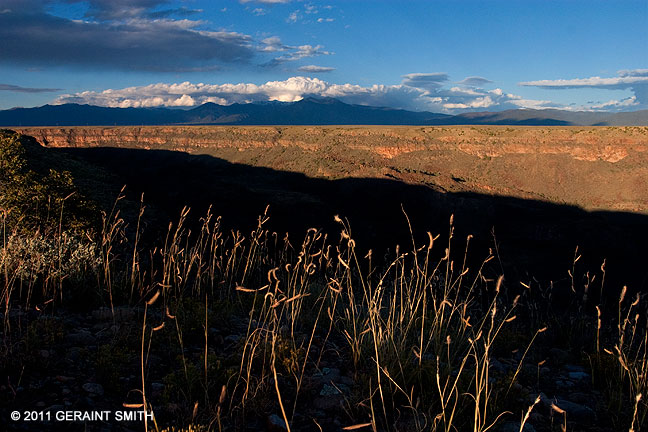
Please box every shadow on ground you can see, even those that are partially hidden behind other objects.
[50,146,648,298]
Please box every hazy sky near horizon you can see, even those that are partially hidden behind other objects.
[0,0,646,113]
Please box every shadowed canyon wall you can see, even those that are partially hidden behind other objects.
[18,125,648,213]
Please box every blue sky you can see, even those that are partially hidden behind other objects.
[0,0,647,112]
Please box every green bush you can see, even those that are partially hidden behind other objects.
[0,130,101,306]
[0,129,96,234]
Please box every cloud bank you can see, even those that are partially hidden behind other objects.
[49,71,648,113]
[0,84,61,93]
[0,3,253,71]
[297,65,335,73]
[53,75,554,113]
[520,69,648,109]
[0,0,329,73]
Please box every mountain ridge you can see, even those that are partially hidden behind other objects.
[1,98,647,126]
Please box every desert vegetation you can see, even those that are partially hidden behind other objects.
[1,129,647,431]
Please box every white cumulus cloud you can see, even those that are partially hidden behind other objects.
[520,75,648,89]
[520,69,648,109]
[53,75,555,113]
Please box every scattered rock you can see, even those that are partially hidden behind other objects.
[266,414,288,432]
[549,348,570,365]
[151,382,164,397]
[529,413,544,423]
[320,383,339,396]
[338,375,354,386]
[56,376,75,383]
[92,307,136,322]
[65,347,82,361]
[312,395,342,411]
[553,399,597,424]
[46,404,65,413]
[65,330,96,345]
[510,382,525,394]
[490,358,508,374]
[82,382,104,397]
[567,392,592,405]
[568,371,590,382]
[555,379,575,389]
[496,421,536,432]
[224,334,241,345]
[315,367,340,382]
[522,364,538,378]
[564,364,585,373]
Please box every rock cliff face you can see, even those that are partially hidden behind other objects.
[16,125,648,213]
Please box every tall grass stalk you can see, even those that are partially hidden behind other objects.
[3,194,647,431]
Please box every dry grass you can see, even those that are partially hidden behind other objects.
[1,195,647,431]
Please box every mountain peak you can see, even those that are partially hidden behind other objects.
[297,96,343,105]
[0,99,646,126]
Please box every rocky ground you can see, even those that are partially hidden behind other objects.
[0,304,624,432]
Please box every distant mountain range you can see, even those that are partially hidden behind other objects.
[1,97,647,126]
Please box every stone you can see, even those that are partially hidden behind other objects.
[266,414,288,432]
[151,382,165,397]
[320,384,351,396]
[548,348,570,365]
[312,395,342,411]
[82,382,104,397]
[46,404,65,413]
[314,367,340,381]
[496,421,536,432]
[553,399,596,424]
[567,371,590,382]
[564,364,585,373]
[490,358,508,374]
[320,383,340,396]
[338,375,354,386]
[65,347,82,361]
[509,382,525,397]
[224,334,241,344]
[529,413,544,423]
[522,364,538,378]
[567,392,592,405]
[56,376,75,383]
[65,330,96,345]
[92,307,112,321]
[92,307,136,322]
[555,379,575,389]
[535,392,553,414]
